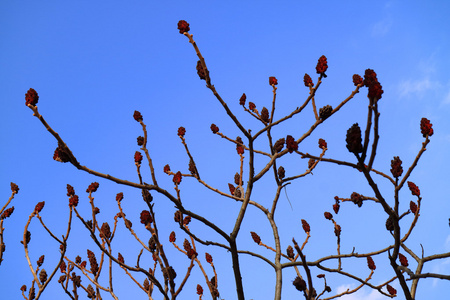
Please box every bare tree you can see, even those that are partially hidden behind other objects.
[2,20,447,300]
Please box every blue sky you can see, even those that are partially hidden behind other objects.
[1,1,450,299]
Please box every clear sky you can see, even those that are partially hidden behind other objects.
[1,1,450,299]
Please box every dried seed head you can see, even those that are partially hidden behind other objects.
[286,135,298,153]
[293,276,307,291]
[53,145,71,163]
[346,123,363,154]
[1,206,14,219]
[324,212,333,220]
[333,203,340,214]
[66,184,75,196]
[69,195,79,208]
[249,102,256,111]
[278,166,285,179]
[261,107,270,123]
[228,183,236,195]
[174,210,182,223]
[196,60,206,80]
[169,231,176,243]
[274,138,285,153]
[318,138,327,150]
[196,284,203,295]
[100,222,111,240]
[286,246,294,259]
[351,192,363,207]
[183,216,191,225]
[116,192,124,202]
[163,164,171,173]
[205,252,213,264]
[236,144,244,155]
[173,171,182,184]
[39,269,47,284]
[140,210,152,225]
[385,215,395,231]
[308,158,316,169]
[319,105,333,120]
[334,224,341,237]
[386,284,397,296]
[177,126,186,137]
[234,173,241,185]
[60,260,67,273]
[87,250,98,276]
[37,255,45,267]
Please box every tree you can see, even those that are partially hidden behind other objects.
[2,15,449,300]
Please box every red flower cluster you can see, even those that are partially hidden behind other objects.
[286,246,294,259]
[177,126,186,137]
[334,224,341,237]
[177,20,190,34]
[116,192,123,202]
[407,181,420,196]
[239,93,246,106]
[69,195,79,208]
[333,202,340,214]
[140,210,152,225]
[196,60,206,80]
[319,105,333,120]
[1,206,14,219]
[269,76,278,86]
[210,123,219,134]
[352,74,363,86]
[293,276,307,291]
[351,192,363,207]
[410,201,418,214]
[10,182,19,194]
[67,184,75,196]
[163,164,171,173]
[286,135,298,153]
[86,182,99,193]
[390,156,403,178]
[25,88,39,106]
[100,222,111,239]
[205,252,213,264]
[250,231,261,244]
[316,55,328,77]
[386,284,397,296]
[118,253,124,264]
[274,138,285,153]
[301,219,310,233]
[53,145,71,163]
[133,110,143,122]
[248,102,256,112]
[196,284,203,295]
[367,256,376,270]
[364,69,383,100]
[236,144,244,155]
[169,231,176,243]
[399,253,409,267]
[303,74,314,87]
[324,212,333,220]
[173,171,182,184]
[228,183,235,195]
[134,151,143,164]
[420,118,434,137]
[87,249,98,276]
[261,107,269,123]
[137,136,144,146]
[183,215,191,225]
[318,138,327,150]
[346,123,363,154]
[34,201,45,214]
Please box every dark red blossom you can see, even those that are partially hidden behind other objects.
[25,88,39,106]
[69,195,79,207]
[390,156,403,178]
[346,123,363,154]
[407,181,420,196]
[100,222,111,239]
[86,182,99,193]
[269,76,278,86]
[334,224,341,237]
[239,93,246,106]
[177,127,186,137]
[169,231,176,243]
[35,201,45,214]
[183,216,191,225]
[177,20,190,34]
[261,107,269,123]
[53,145,71,163]
[137,136,144,146]
[303,74,314,87]
[140,210,152,225]
[316,55,328,77]
[410,201,418,214]
[163,164,171,173]
[324,212,333,220]
[116,192,123,202]
[287,246,294,259]
[228,183,235,195]
[1,207,14,219]
[352,74,363,86]
[10,182,19,194]
[250,231,261,244]
[196,60,206,80]
[274,138,285,153]
[333,203,340,214]
[293,276,306,291]
[399,253,409,267]
[249,102,256,112]
[319,105,333,120]
[87,250,98,276]
[236,144,244,155]
[133,110,143,122]
[318,138,327,150]
[368,81,383,100]
[173,171,182,184]
[367,256,376,270]
[118,253,124,264]
[134,151,143,164]
[37,255,45,267]
[301,219,310,233]
[286,135,298,153]
[205,253,213,264]
[351,192,363,207]
[67,184,75,196]
[420,118,434,137]
[386,284,397,296]
[210,123,219,134]
[196,284,203,295]
[363,69,378,88]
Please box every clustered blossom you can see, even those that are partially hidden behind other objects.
[346,123,363,154]
[163,164,171,174]
[177,126,186,137]
[140,210,152,225]
[318,138,327,150]
[196,60,206,80]
[293,276,306,291]
[34,201,45,214]
[228,183,235,195]
[87,250,98,276]
[86,182,99,193]
[390,156,403,178]
[407,181,420,196]
[177,20,190,34]
[324,212,333,220]
[333,202,340,214]
[286,135,298,153]
[116,192,123,202]
[169,231,176,243]
[133,110,143,122]
[385,215,395,231]
[269,76,278,86]
[261,107,269,123]
[316,55,328,77]
[248,102,256,112]
[274,138,285,153]
[205,253,213,264]
[53,145,71,163]
[100,222,111,240]
[420,118,434,137]
[364,69,383,100]
[196,284,203,295]
[410,201,418,214]
[286,246,294,259]
[134,151,143,164]
[183,216,191,225]
[25,88,39,106]
[118,253,124,264]
[319,105,333,120]
[67,184,75,196]
[351,192,363,207]
[69,195,79,208]
[367,256,376,270]
[352,74,363,86]
[210,123,219,134]
[386,284,397,296]
[10,182,19,194]
[399,253,409,267]
[303,74,314,87]
[236,144,244,155]
[301,219,310,233]
[173,171,182,184]
[250,231,261,244]
[39,269,47,284]
[37,255,45,267]
[1,207,14,219]
[183,239,197,259]
[239,93,246,106]
[137,136,144,146]
[334,224,341,237]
